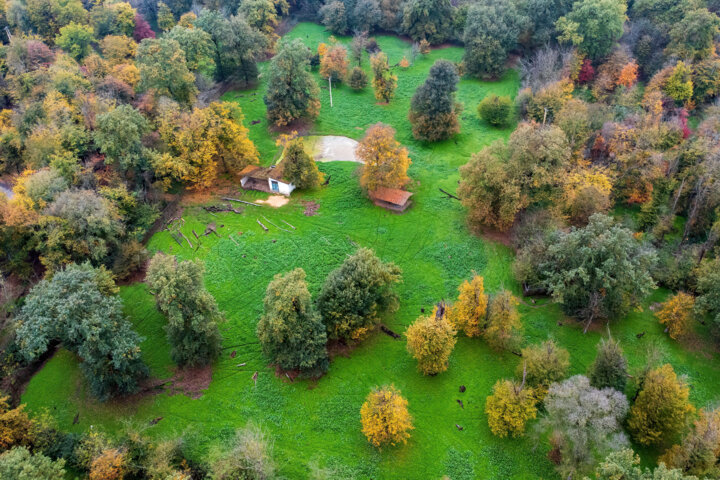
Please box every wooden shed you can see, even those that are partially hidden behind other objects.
[369,187,414,213]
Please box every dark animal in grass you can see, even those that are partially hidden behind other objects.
[252,371,258,386]
[251,119,261,125]
[230,350,237,358]
[421,307,425,313]
[73,413,79,425]
[150,417,163,425]
[457,399,464,409]
[459,385,466,393]
[455,424,463,431]
[636,331,645,339]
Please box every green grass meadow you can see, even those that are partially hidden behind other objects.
[21,23,720,479]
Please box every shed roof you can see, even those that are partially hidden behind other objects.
[369,187,413,206]
[240,164,288,183]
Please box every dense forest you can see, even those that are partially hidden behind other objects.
[0,0,720,478]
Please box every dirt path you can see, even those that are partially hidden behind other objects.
[256,195,289,207]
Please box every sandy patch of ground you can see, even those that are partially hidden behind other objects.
[256,195,289,207]
[168,365,213,399]
[311,135,362,163]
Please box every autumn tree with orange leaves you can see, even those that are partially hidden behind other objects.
[89,449,126,480]
[319,44,348,83]
[360,385,414,447]
[357,123,411,191]
[656,292,696,340]
[447,274,488,337]
[155,102,258,189]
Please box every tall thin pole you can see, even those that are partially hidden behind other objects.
[329,76,333,108]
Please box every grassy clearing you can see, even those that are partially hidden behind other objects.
[21,23,720,479]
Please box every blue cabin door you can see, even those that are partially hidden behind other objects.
[271,180,279,192]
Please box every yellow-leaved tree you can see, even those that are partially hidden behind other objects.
[656,292,695,340]
[357,123,411,191]
[485,290,522,351]
[89,448,126,480]
[360,385,414,448]
[485,377,537,438]
[405,304,457,375]
[156,102,258,189]
[447,274,488,337]
[628,364,695,446]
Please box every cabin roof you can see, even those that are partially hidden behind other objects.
[369,187,413,206]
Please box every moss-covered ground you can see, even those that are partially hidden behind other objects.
[21,23,720,479]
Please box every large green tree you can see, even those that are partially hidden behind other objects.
[146,254,223,368]
[556,0,627,60]
[15,263,148,400]
[463,0,525,78]
[256,268,329,377]
[0,448,66,480]
[165,25,216,78]
[534,214,656,329]
[667,8,720,61]
[263,38,320,127]
[401,0,454,44]
[409,59,460,141]
[94,105,151,175]
[135,37,197,104]
[317,248,401,342]
[195,10,266,85]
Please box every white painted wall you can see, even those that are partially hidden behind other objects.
[268,178,295,196]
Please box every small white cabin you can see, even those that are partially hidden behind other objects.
[239,165,296,196]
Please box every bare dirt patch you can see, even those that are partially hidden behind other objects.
[168,365,213,399]
[312,136,362,163]
[302,200,320,216]
[256,195,289,208]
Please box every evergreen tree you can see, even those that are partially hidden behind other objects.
[401,0,454,44]
[146,254,223,368]
[256,268,329,377]
[280,138,322,190]
[317,248,401,342]
[264,39,320,126]
[588,338,628,392]
[408,59,460,141]
[348,66,368,90]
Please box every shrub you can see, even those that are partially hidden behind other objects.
[211,424,276,480]
[518,340,569,389]
[360,385,413,448]
[405,306,457,375]
[485,379,537,438]
[0,396,39,452]
[89,448,126,480]
[348,66,368,90]
[256,268,329,377]
[318,248,401,342]
[478,95,513,127]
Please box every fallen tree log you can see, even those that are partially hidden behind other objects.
[179,231,193,248]
[439,188,460,200]
[280,219,296,230]
[222,197,262,207]
[262,215,292,233]
[256,219,268,231]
